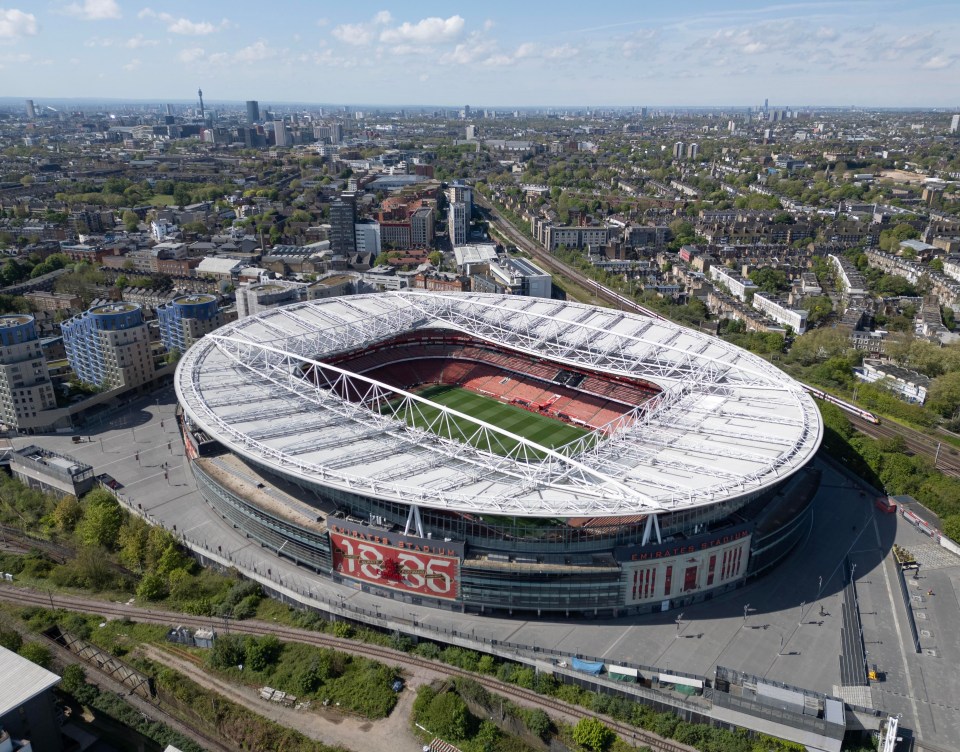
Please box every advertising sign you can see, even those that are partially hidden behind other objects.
[330,531,460,600]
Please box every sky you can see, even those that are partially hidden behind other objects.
[1,0,959,108]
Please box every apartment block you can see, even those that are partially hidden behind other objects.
[61,303,153,390]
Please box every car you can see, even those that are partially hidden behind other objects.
[391,679,404,693]
[97,473,123,491]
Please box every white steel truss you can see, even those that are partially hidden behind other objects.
[175,292,823,518]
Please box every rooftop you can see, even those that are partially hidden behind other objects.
[177,292,822,519]
[0,646,61,717]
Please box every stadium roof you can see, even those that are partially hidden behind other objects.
[176,292,822,518]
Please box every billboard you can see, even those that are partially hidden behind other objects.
[330,532,460,600]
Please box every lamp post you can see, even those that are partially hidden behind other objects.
[675,612,684,638]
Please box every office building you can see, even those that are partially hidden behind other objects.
[446,182,473,218]
[354,219,382,256]
[329,199,357,256]
[61,303,153,390]
[410,207,435,248]
[465,124,477,140]
[0,315,57,431]
[236,280,309,319]
[247,99,260,124]
[951,114,960,133]
[273,119,288,147]
[25,99,36,119]
[448,202,469,247]
[673,142,684,159]
[687,142,699,159]
[157,294,226,354]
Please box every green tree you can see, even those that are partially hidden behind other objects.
[244,635,281,671]
[0,628,23,653]
[75,545,115,590]
[942,515,960,543]
[60,663,87,694]
[18,642,51,668]
[572,717,614,752]
[122,210,139,232]
[136,573,169,601]
[76,490,124,549]
[425,692,470,741]
[928,371,960,417]
[172,183,192,207]
[51,495,82,533]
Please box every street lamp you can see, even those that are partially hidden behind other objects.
[743,603,752,623]
[675,612,684,638]
[799,601,805,627]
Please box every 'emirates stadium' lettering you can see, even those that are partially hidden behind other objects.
[330,524,457,557]
[627,530,749,561]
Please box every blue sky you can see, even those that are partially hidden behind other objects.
[1,0,958,107]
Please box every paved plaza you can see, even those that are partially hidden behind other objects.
[19,385,960,750]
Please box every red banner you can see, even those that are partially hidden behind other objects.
[330,533,459,600]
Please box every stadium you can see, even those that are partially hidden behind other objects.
[175,291,824,617]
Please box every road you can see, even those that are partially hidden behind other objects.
[0,585,693,752]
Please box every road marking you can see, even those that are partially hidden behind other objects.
[601,625,634,658]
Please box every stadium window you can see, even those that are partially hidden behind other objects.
[663,565,673,597]
[707,554,716,586]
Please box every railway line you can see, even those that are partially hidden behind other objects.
[849,413,960,479]
[0,585,695,752]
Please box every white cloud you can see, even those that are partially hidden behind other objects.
[139,8,226,35]
[921,54,955,69]
[380,15,464,45]
[894,31,934,51]
[235,40,274,63]
[177,46,205,63]
[65,0,121,21]
[125,33,158,48]
[514,42,537,59]
[544,43,578,59]
[332,11,393,46]
[123,58,141,71]
[332,22,372,46]
[0,8,37,38]
[316,18,329,28]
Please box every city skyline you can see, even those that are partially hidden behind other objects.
[1,1,959,107]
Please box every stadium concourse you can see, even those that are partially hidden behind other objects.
[175,291,823,618]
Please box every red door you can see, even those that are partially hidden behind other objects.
[683,565,698,592]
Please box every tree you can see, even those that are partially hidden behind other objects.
[76,490,124,549]
[122,210,139,233]
[572,717,614,752]
[244,634,281,671]
[172,183,192,208]
[18,642,51,669]
[927,371,960,417]
[424,692,470,741]
[75,545,115,590]
[52,495,82,533]
[942,515,960,543]
[0,628,22,653]
[136,572,168,601]
[61,664,88,695]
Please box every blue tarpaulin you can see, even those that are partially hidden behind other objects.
[571,657,604,675]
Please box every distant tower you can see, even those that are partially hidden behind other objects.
[246,100,260,125]
[687,142,699,160]
[25,99,35,119]
[198,88,204,120]
[673,141,684,159]
[951,114,960,133]
[763,98,769,115]
[165,103,173,116]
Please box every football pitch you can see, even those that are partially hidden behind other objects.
[396,384,590,456]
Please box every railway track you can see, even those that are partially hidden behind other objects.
[0,585,694,752]
[849,413,960,478]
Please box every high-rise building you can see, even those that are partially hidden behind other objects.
[61,303,153,390]
[25,99,35,119]
[0,315,57,430]
[446,182,472,219]
[951,114,960,133]
[156,294,226,355]
[448,202,469,246]
[354,219,382,256]
[329,199,357,256]
[247,100,260,124]
[764,98,769,115]
[198,87,204,120]
[465,124,477,140]
[165,103,173,116]
[673,142,684,159]
[687,143,699,159]
[273,119,288,147]
[410,207,434,248]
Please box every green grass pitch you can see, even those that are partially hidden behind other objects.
[395,384,591,456]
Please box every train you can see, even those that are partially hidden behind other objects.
[589,280,667,321]
[800,383,881,424]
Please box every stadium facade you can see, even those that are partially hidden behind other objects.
[176,292,823,617]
